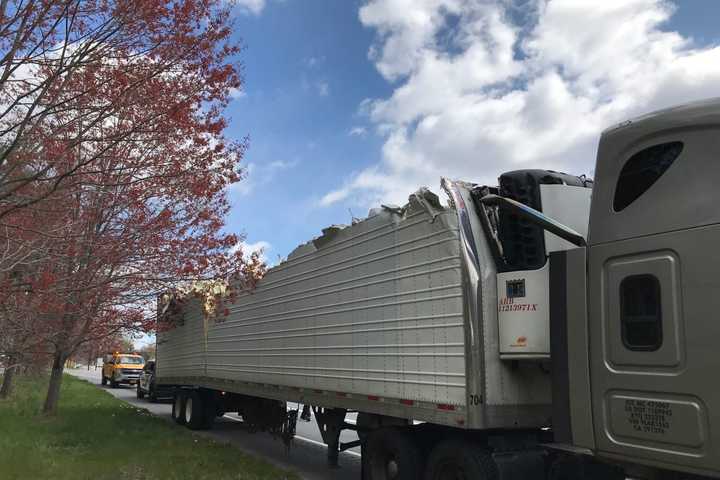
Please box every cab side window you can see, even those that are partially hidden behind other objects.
[620,274,663,351]
[613,141,683,212]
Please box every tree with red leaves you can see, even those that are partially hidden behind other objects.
[0,0,261,414]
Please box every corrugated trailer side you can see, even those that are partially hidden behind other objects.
[206,194,466,407]
[156,185,555,430]
[155,299,206,379]
[154,181,560,478]
[157,191,470,426]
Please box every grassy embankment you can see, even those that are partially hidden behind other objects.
[0,373,298,480]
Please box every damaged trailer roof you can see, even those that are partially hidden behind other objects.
[285,186,449,263]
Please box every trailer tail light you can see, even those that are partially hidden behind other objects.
[367,395,380,401]
[437,404,455,411]
[400,399,414,406]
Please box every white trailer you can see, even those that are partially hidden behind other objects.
[157,170,591,479]
[156,99,720,480]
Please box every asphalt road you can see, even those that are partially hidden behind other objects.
[67,367,361,480]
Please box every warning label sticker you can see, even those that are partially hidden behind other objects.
[608,394,705,449]
[624,399,672,435]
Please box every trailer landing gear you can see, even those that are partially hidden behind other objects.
[313,406,354,468]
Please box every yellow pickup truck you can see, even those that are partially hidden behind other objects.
[101,353,145,388]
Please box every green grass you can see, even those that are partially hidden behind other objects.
[0,374,298,480]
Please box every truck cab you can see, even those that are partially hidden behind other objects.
[101,353,144,388]
[551,98,720,479]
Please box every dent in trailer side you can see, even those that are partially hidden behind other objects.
[442,179,554,432]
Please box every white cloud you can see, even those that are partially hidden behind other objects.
[349,126,368,137]
[235,0,266,15]
[323,0,720,207]
[304,56,326,68]
[229,87,247,100]
[231,162,256,196]
[229,158,298,197]
[319,188,350,207]
[317,81,330,96]
[233,240,272,264]
[267,159,299,170]
[319,167,400,207]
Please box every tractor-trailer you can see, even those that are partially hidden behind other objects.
[155,98,720,480]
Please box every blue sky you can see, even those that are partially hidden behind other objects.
[226,0,391,262]
[224,0,720,263]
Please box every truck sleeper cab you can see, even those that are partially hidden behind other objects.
[552,98,720,479]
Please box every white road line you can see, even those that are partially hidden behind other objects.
[293,435,362,458]
[223,414,243,422]
[222,415,362,458]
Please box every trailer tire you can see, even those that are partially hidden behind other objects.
[172,392,186,425]
[148,386,157,403]
[548,456,580,480]
[365,428,422,480]
[549,455,623,480]
[136,383,145,399]
[184,390,206,430]
[110,377,118,388]
[424,440,498,480]
[201,391,216,429]
[101,375,107,386]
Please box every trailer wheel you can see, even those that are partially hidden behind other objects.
[172,392,186,425]
[148,385,157,403]
[101,375,107,386]
[184,390,206,430]
[201,391,216,429]
[424,441,498,480]
[549,455,623,480]
[548,456,579,480]
[365,428,422,480]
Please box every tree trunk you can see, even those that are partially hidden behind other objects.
[42,352,67,415]
[0,356,17,399]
